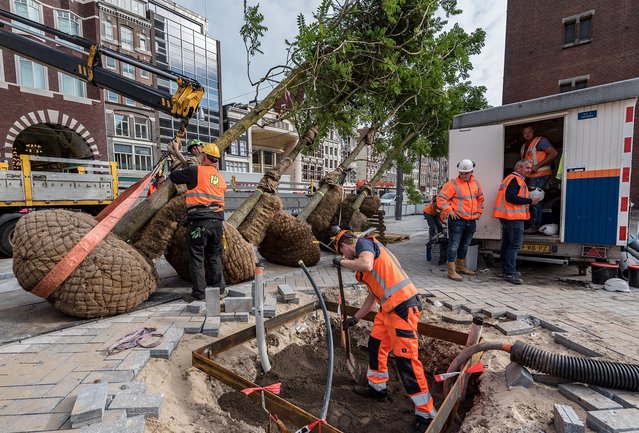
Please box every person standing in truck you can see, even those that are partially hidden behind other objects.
[520,125,558,233]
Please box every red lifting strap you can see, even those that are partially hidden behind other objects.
[30,172,155,300]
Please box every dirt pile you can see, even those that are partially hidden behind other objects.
[12,210,157,318]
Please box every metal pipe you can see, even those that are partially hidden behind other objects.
[254,262,271,374]
[299,261,334,421]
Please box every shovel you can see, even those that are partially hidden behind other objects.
[337,265,360,381]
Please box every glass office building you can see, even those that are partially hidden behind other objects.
[148,0,222,148]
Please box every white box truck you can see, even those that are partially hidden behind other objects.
[448,78,639,273]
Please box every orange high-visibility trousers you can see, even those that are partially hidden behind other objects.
[367,295,437,419]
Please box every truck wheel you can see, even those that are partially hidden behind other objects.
[0,219,18,257]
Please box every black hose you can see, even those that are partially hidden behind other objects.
[299,261,334,421]
[510,341,639,391]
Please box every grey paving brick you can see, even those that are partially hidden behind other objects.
[202,316,221,337]
[505,310,531,320]
[107,381,147,397]
[442,300,464,310]
[70,382,108,428]
[553,333,602,357]
[586,408,639,433]
[0,413,69,433]
[185,301,205,313]
[0,384,54,399]
[460,303,488,314]
[559,383,623,411]
[82,370,134,384]
[479,307,508,318]
[537,317,568,332]
[108,392,163,418]
[441,312,473,324]
[591,387,639,409]
[554,404,585,433]
[80,414,145,433]
[116,350,150,376]
[227,286,250,298]
[276,295,300,304]
[225,296,253,313]
[0,397,62,416]
[44,371,89,398]
[149,324,184,359]
[205,287,221,317]
[184,318,205,334]
[494,320,534,336]
[277,284,296,300]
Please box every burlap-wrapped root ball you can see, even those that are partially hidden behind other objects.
[307,185,343,242]
[237,193,283,246]
[134,195,187,259]
[165,222,256,285]
[258,212,320,267]
[12,210,158,318]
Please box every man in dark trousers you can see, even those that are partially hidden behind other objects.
[492,159,539,285]
[170,143,227,302]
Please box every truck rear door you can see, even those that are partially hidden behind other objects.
[449,125,504,240]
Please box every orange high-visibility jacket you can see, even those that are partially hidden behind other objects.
[356,238,417,314]
[147,182,158,197]
[521,137,552,178]
[422,201,437,215]
[492,172,530,220]
[436,175,484,220]
[185,165,227,211]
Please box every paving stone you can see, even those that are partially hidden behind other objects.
[591,387,639,409]
[70,382,108,428]
[505,310,531,320]
[505,363,533,388]
[460,303,488,314]
[559,383,623,411]
[538,317,568,332]
[276,295,300,304]
[225,296,253,313]
[0,397,62,416]
[277,283,296,300]
[150,324,184,359]
[184,318,205,334]
[80,414,145,433]
[227,287,251,298]
[494,320,534,336]
[107,381,147,397]
[202,317,221,337]
[108,392,163,418]
[554,404,585,433]
[205,287,221,317]
[553,333,602,357]
[586,408,639,433]
[82,370,134,384]
[185,301,205,313]
[442,300,464,310]
[441,312,473,324]
[0,413,69,433]
[116,350,150,376]
[479,307,508,318]
[0,384,54,399]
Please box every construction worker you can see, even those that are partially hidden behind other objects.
[333,227,437,433]
[436,159,484,281]
[492,160,540,285]
[187,138,204,156]
[147,173,165,196]
[520,125,558,233]
[169,143,227,302]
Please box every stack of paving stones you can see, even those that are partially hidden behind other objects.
[556,382,639,432]
[277,283,299,305]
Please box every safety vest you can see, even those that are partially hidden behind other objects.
[492,172,530,220]
[185,165,227,211]
[422,201,437,216]
[436,176,484,221]
[521,137,552,178]
[147,182,158,196]
[356,238,417,314]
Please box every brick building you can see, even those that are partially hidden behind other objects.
[502,0,639,201]
[0,0,107,167]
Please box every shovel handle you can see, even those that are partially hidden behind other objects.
[337,266,353,355]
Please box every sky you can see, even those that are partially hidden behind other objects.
[175,0,508,107]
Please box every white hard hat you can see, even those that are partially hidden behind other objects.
[529,187,545,201]
[457,159,475,173]
[604,278,630,293]
[539,223,558,236]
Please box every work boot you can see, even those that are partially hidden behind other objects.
[456,258,476,276]
[219,288,228,299]
[504,274,524,285]
[182,293,204,303]
[524,227,539,234]
[353,385,387,401]
[447,262,463,282]
[411,415,433,433]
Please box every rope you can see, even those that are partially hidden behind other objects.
[107,327,164,355]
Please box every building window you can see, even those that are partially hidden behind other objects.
[134,118,149,139]
[120,26,133,50]
[17,56,46,90]
[124,97,136,106]
[104,56,116,69]
[239,140,248,157]
[122,63,135,79]
[139,33,147,51]
[140,68,150,79]
[59,73,85,97]
[114,143,133,170]
[106,90,118,102]
[56,10,81,36]
[230,140,239,155]
[225,161,249,173]
[558,75,589,93]
[563,11,594,46]
[263,151,273,166]
[114,143,152,171]
[134,146,152,171]
[114,114,129,136]
[252,151,259,165]
[103,20,114,40]
[13,0,42,34]
[574,79,588,90]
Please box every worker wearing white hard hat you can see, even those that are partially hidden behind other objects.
[436,159,484,281]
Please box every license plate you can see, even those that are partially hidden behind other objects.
[521,243,551,253]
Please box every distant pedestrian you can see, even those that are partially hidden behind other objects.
[492,159,539,285]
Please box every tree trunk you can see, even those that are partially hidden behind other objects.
[227,127,318,227]
[297,130,372,222]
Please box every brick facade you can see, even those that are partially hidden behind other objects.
[503,0,639,203]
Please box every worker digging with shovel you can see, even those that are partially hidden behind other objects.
[331,226,437,433]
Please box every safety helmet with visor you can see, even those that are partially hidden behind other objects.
[330,225,355,254]
[457,159,475,173]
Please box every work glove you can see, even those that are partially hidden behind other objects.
[333,256,343,267]
[343,317,358,330]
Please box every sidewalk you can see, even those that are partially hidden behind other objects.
[1,214,639,432]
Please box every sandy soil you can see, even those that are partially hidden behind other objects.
[139,286,605,433]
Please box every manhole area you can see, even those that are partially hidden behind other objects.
[217,320,478,432]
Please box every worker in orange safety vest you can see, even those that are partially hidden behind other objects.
[333,226,437,433]
[436,159,484,281]
[520,125,558,232]
[492,159,539,285]
[170,143,227,302]
[147,173,166,196]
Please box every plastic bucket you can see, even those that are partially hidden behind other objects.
[629,264,639,288]
[591,262,619,284]
[465,242,479,271]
